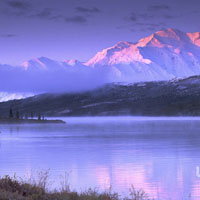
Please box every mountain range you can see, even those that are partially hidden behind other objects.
[86,28,200,81]
[1,28,200,93]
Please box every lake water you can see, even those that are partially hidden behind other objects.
[0,117,200,200]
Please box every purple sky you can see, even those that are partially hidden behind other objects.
[1,0,200,65]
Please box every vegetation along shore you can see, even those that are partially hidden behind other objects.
[0,174,151,200]
[0,108,65,124]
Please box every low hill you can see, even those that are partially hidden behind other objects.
[0,76,200,117]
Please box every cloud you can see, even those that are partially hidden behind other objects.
[0,34,17,38]
[76,6,101,14]
[31,10,88,24]
[30,8,62,21]
[132,22,166,32]
[129,12,137,21]
[126,12,154,23]
[163,14,176,19]
[35,8,52,18]
[65,15,87,23]
[3,2,64,22]
[6,0,31,10]
[3,1,88,23]
[136,22,165,27]
[148,4,171,12]
[2,0,32,17]
[0,64,110,93]
[139,13,155,20]
[126,3,174,32]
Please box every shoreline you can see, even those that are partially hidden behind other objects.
[0,118,66,124]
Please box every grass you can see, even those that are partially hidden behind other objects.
[0,172,152,200]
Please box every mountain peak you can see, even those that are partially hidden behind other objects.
[154,28,189,45]
[137,34,155,47]
[21,58,47,70]
[155,28,182,37]
[187,32,200,46]
[86,39,152,66]
[114,41,133,49]
[136,29,184,48]
[64,59,82,66]
[21,57,63,71]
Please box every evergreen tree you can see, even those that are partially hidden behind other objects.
[9,108,13,118]
[16,111,20,119]
[30,112,34,119]
[38,114,41,121]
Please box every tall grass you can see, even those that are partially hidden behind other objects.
[0,172,152,200]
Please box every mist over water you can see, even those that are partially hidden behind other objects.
[0,117,200,199]
[0,67,111,93]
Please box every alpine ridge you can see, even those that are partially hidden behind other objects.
[1,28,200,93]
[85,28,200,81]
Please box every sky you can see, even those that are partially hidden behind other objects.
[1,0,200,65]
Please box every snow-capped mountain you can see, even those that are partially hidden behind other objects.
[22,57,68,71]
[86,28,200,81]
[1,28,200,97]
[21,57,90,74]
[15,28,200,82]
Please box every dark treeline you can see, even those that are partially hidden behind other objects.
[1,75,200,117]
[8,108,45,121]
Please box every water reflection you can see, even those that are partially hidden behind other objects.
[0,117,200,199]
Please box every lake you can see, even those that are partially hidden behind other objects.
[0,116,200,200]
